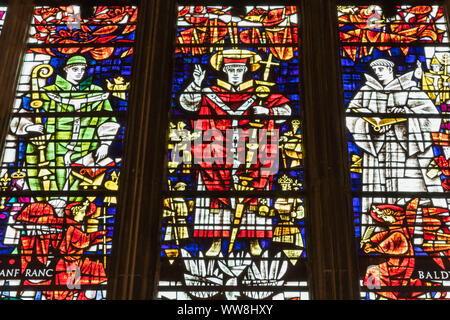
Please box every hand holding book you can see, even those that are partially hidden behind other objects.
[350,108,407,132]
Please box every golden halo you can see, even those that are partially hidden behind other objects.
[210,49,262,72]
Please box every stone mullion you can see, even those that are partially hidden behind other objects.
[107,0,176,300]
[300,0,360,299]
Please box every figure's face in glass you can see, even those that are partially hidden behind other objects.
[223,64,247,86]
[65,65,86,84]
[431,64,442,73]
[372,65,393,83]
[376,210,396,224]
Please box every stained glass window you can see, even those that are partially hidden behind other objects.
[0,6,6,34]
[0,5,137,300]
[339,5,450,299]
[157,5,308,300]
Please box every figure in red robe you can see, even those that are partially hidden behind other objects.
[43,200,107,300]
[362,199,442,299]
[14,201,106,299]
[15,203,64,286]
[178,49,291,256]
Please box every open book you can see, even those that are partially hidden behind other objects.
[350,109,407,132]
[361,116,407,132]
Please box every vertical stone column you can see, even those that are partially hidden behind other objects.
[108,0,176,299]
[300,0,360,299]
[0,0,33,153]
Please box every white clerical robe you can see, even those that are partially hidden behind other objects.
[346,71,445,231]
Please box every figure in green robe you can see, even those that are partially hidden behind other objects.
[11,56,120,201]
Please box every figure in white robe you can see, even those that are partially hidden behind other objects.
[346,59,445,234]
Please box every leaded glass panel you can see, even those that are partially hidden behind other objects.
[339,4,450,300]
[157,5,309,300]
